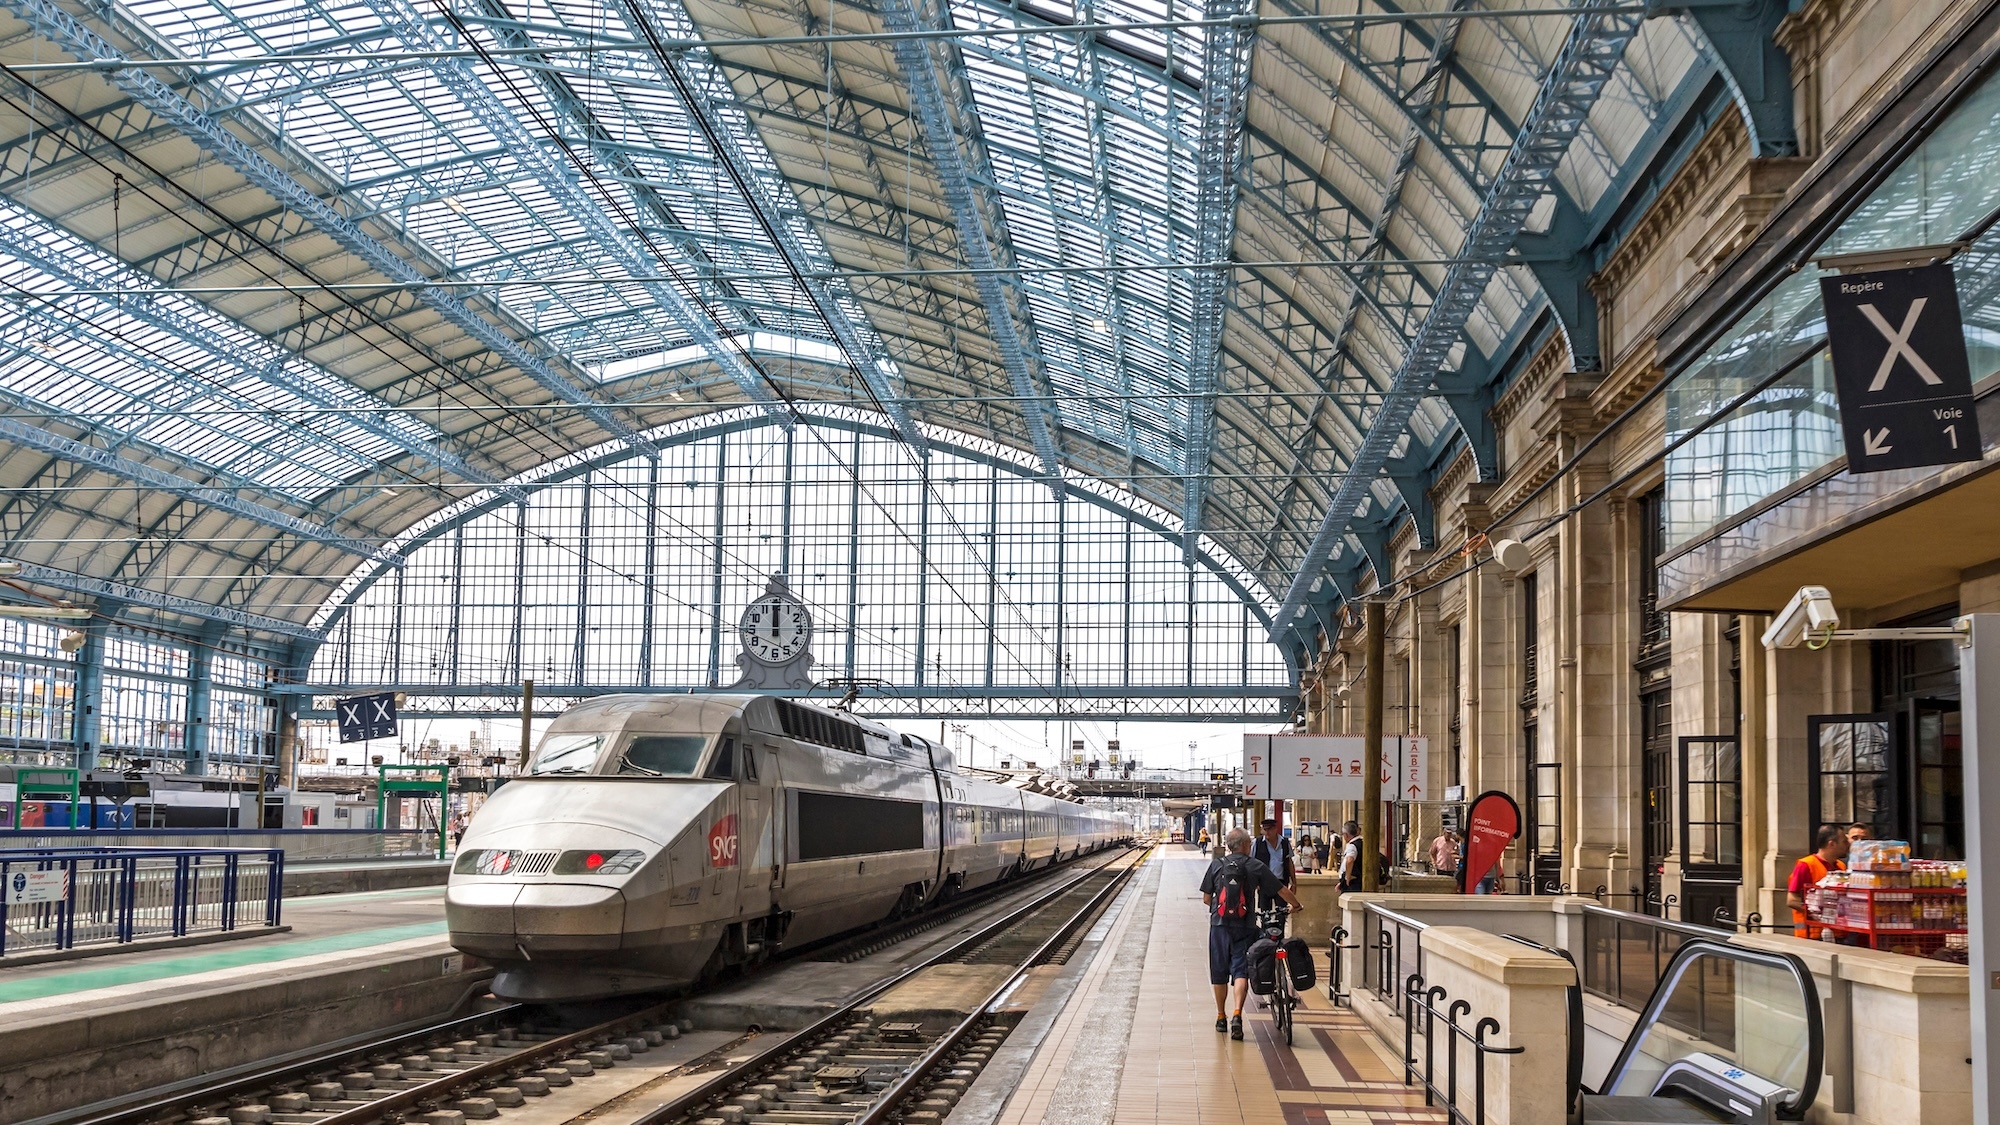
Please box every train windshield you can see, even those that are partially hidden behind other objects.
[529,733,606,774]
[619,735,710,777]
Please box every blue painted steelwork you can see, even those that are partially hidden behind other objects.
[0,0,662,459]
[357,0,789,430]
[1656,0,1797,158]
[1272,3,1646,636]
[9,562,326,643]
[0,417,376,559]
[880,0,1064,482]
[0,846,283,957]
[1177,0,1255,563]
[0,215,523,504]
[614,0,929,453]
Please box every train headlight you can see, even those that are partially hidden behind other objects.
[554,849,647,875]
[454,848,517,875]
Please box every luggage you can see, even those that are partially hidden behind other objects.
[1247,936,1279,995]
[1213,856,1254,922]
[1282,937,1315,990]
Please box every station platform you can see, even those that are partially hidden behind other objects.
[963,848,1443,1125]
[0,884,472,1123]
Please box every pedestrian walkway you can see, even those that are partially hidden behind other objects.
[997,849,1445,1125]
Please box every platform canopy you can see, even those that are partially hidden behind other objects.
[0,0,1723,652]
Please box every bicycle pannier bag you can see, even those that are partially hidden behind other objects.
[1247,937,1279,995]
[1281,937,1315,990]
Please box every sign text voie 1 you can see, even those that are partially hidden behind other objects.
[1821,262,1983,474]
[335,690,399,744]
[1241,734,1426,802]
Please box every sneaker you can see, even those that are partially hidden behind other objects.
[1229,1015,1244,1040]
[1215,1016,1227,1033]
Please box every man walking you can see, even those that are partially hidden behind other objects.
[1253,818,1295,911]
[1201,827,1300,1040]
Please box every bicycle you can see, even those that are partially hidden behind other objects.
[1257,906,1300,1046]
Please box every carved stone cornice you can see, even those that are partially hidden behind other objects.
[1592,114,1750,299]
[1489,334,1571,428]
[1590,338,1665,421]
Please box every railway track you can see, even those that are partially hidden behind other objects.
[54,845,1147,1125]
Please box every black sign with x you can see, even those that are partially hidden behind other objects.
[335,691,398,744]
[1821,262,1983,474]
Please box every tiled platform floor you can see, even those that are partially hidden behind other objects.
[1001,849,1445,1125]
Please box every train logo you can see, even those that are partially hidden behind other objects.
[708,814,739,868]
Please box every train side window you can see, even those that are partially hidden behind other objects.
[742,744,759,781]
[707,738,738,780]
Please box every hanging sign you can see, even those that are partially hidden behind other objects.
[336,691,399,744]
[1242,735,1427,801]
[1821,262,1983,473]
[1462,790,1521,893]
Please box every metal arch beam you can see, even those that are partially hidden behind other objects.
[309,407,1277,637]
[1653,0,1796,158]
[6,560,323,641]
[354,0,790,434]
[1510,196,1601,372]
[1272,3,1645,638]
[879,0,1063,484]
[0,0,663,459]
[0,416,377,558]
[611,0,927,452]
[1383,452,1436,550]
[0,214,527,504]
[1178,0,1255,564]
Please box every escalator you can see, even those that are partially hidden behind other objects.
[1577,939,1823,1123]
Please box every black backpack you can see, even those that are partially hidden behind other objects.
[1213,855,1254,922]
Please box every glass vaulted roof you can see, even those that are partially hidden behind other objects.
[0,0,1709,633]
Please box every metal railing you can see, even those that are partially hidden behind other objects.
[0,846,283,957]
[1361,902,1428,1008]
[1403,974,1525,1125]
[1579,903,1732,1015]
[1501,934,1584,1114]
[1328,924,1358,1008]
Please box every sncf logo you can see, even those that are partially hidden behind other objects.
[708,814,739,869]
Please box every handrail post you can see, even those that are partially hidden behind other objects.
[222,852,239,931]
[268,847,284,927]
[119,853,136,943]
[1402,974,1423,1087]
[1424,984,1447,1108]
[173,853,189,937]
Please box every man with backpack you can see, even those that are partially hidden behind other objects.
[1200,827,1301,1040]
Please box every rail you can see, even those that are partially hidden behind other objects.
[1361,902,1427,1008]
[1578,903,1732,1013]
[0,846,283,957]
[1402,974,1524,1125]
[1327,924,1358,1008]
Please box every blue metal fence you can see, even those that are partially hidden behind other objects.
[0,846,284,957]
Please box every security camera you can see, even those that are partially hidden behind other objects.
[1761,585,1840,650]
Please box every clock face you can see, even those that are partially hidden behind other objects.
[740,595,811,665]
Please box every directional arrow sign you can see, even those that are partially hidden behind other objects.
[1821,262,1982,474]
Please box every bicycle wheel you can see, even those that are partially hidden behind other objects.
[1274,980,1293,1045]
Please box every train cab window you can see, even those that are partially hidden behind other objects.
[706,738,738,780]
[530,733,605,775]
[619,735,708,776]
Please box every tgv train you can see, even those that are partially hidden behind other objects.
[446,694,1129,1000]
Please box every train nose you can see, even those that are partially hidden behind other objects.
[447,881,627,957]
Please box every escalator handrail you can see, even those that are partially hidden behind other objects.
[1596,937,1824,1120]
[1500,933,1586,1110]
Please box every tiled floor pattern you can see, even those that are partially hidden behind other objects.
[1008,849,1446,1125]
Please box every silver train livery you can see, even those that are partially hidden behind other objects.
[446,694,1129,999]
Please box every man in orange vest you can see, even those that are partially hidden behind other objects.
[1787,826,1850,939]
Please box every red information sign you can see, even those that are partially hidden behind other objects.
[1462,791,1520,893]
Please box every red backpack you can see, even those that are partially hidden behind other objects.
[1213,855,1254,921]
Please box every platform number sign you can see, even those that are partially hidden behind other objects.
[1821,262,1983,473]
[335,691,398,744]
